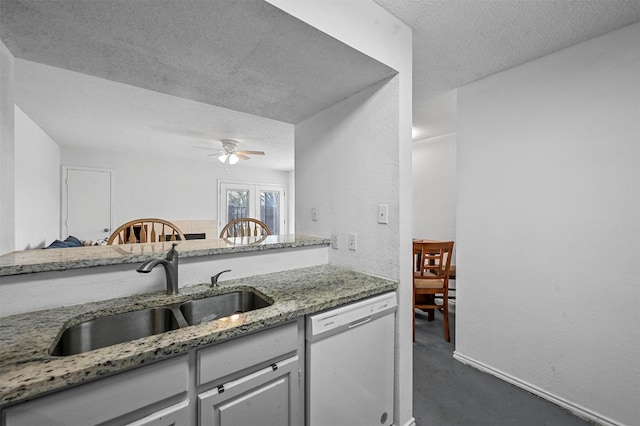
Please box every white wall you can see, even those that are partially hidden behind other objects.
[0,246,328,316]
[296,78,399,278]
[61,146,291,232]
[14,107,60,249]
[456,23,639,426]
[272,2,414,425]
[412,132,457,243]
[0,40,15,255]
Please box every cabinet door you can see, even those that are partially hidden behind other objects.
[3,356,189,426]
[199,356,299,426]
[125,400,190,426]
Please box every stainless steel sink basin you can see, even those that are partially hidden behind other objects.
[179,291,272,325]
[50,307,181,356]
[50,290,272,356]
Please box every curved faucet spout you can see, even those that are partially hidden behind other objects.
[137,258,169,273]
[136,243,179,295]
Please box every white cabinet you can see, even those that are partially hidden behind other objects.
[126,400,190,426]
[3,355,189,426]
[198,356,300,426]
[196,321,302,426]
[1,322,302,426]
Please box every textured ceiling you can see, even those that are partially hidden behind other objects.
[1,0,394,124]
[373,0,640,141]
[0,0,395,170]
[1,0,639,167]
[14,59,297,169]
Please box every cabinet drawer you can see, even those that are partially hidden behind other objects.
[198,322,297,386]
[125,400,190,426]
[3,355,189,426]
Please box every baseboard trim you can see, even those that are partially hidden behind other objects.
[453,351,622,426]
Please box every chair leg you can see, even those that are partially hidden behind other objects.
[412,291,416,342]
[427,295,435,321]
[442,298,450,342]
[413,310,416,342]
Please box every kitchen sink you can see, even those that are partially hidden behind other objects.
[50,307,182,356]
[50,289,273,356]
[179,291,272,325]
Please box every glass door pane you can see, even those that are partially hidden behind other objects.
[226,189,249,221]
[260,190,280,234]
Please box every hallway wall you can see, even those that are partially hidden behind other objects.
[412,131,457,243]
[456,23,639,425]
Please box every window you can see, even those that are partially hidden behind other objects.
[219,181,286,235]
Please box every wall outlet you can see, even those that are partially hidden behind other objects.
[378,204,389,224]
[331,233,339,249]
[347,233,357,251]
[311,207,318,221]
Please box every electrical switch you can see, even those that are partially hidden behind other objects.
[378,204,389,224]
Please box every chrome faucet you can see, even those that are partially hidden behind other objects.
[137,243,180,295]
[211,269,231,287]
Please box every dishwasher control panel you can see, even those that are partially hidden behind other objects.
[307,292,397,338]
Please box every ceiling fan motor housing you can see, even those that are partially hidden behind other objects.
[221,139,239,153]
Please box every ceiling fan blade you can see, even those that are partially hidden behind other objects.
[192,145,220,150]
[236,153,251,160]
[236,150,265,155]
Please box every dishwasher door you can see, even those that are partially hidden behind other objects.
[306,292,397,426]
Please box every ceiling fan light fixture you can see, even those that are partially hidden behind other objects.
[217,153,240,165]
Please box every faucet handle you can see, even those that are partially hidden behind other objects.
[211,269,231,287]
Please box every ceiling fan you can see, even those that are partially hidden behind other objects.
[194,139,265,171]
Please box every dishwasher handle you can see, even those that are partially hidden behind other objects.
[348,316,372,329]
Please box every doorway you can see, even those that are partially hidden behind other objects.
[218,181,286,236]
[62,167,115,241]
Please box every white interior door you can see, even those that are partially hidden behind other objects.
[63,167,114,241]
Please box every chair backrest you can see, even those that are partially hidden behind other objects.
[413,240,454,282]
[107,218,185,245]
[219,218,272,238]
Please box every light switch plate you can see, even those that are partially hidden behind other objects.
[311,207,318,221]
[378,204,389,224]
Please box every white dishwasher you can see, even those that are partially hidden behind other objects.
[306,292,397,426]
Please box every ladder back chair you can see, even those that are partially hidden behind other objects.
[413,240,455,342]
[107,218,185,245]
[219,218,272,239]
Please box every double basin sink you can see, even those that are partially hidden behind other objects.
[50,290,272,356]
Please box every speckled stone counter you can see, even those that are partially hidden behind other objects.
[0,234,329,276]
[0,264,397,406]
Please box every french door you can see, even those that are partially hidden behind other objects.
[218,181,286,235]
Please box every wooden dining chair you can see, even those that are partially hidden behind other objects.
[219,218,272,239]
[413,240,455,342]
[107,218,185,245]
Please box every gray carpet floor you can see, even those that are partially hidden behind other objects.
[413,309,594,425]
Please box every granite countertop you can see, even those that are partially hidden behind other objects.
[0,234,329,276]
[0,264,397,406]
